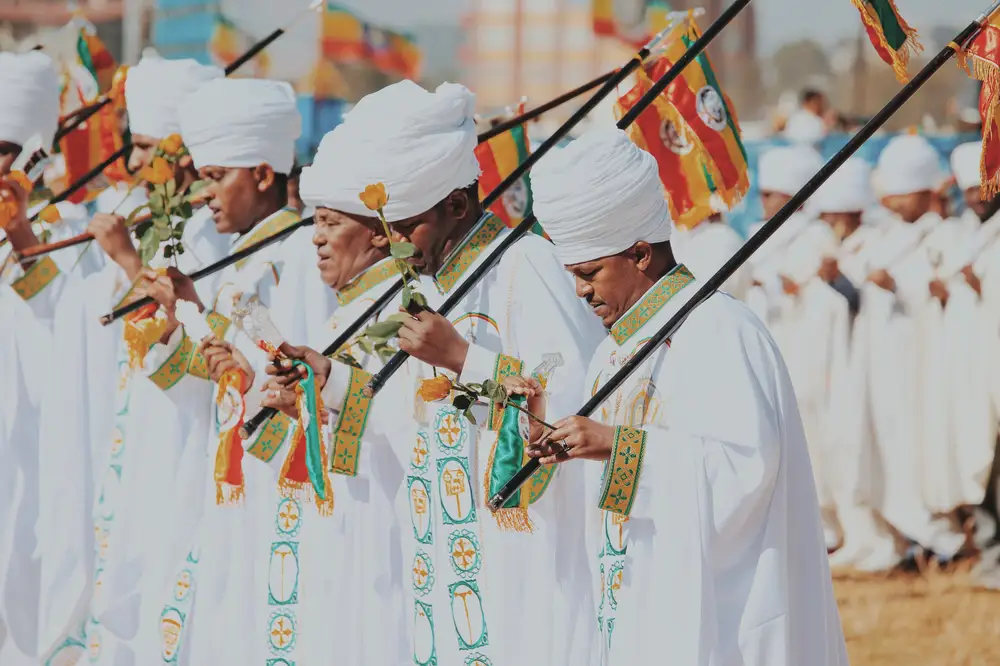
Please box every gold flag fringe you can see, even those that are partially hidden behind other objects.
[851,0,923,84]
[959,53,1000,199]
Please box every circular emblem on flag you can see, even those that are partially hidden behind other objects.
[216,384,245,432]
[695,86,728,132]
[658,118,693,155]
[502,177,529,219]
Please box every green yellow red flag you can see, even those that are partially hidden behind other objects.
[851,0,922,83]
[960,13,1000,198]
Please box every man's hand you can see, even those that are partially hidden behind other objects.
[929,278,950,306]
[501,375,546,444]
[779,275,800,296]
[1,176,38,254]
[135,267,203,342]
[264,342,331,390]
[398,310,469,375]
[818,257,841,283]
[867,269,896,292]
[962,265,983,296]
[198,337,254,387]
[526,416,616,465]
[88,213,141,280]
[260,377,330,425]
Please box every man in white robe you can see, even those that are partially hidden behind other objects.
[669,212,751,301]
[34,57,231,666]
[806,158,902,571]
[131,77,335,666]
[529,126,848,666]
[0,51,105,666]
[269,80,604,666]
[859,134,968,567]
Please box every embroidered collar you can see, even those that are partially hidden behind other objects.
[232,207,302,268]
[433,212,505,294]
[336,258,401,306]
[609,264,694,346]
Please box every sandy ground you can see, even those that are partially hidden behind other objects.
[834,563,1000,665]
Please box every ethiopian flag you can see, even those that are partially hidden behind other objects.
[961,14,1000,198]
[851,0,922,83]
[476,120,533,229]
[322,3,369,61]
[616,17,749,229]
[77,26,115,94]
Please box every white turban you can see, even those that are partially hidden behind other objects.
[757,145,823,196]
[125,57,223,139]
[807,157,873,214]
[874,134,945,196]
[950,141,981,192]
[531,127,672,265]
[0,51,60,149]
[299,80,480,221]
[179,78,300,175]
[782,110,827,147]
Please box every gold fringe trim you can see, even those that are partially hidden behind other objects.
[216,483,245,506]
[482,431,534,533]
[123,311,168,369]
[850,0,923,83]
[963,57,1000,199]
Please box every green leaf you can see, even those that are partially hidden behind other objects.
[483,380,507,402]
[163,243,174,258]
[453,393,473,411]
[149,191,165,216]
[390,242,417,259]
[411,291,428,309]
[165,179,176,200]
[125,204,150,227]
[386,313,412,324]
[177,201,193,219]
[375,343,397,363]
[358,336,375,355]
[463,408,478,426]
[175,243,185,256]
[364,320,404,339]
[401,286,412,309]
[139,228,159,265]
[186,180,209,197]
[333,352,362,369]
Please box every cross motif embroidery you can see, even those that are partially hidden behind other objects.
[278,504,299,531]
[413,439,428,467]
[438,414,462,447]
[270,617,293,648]
[452,538,476,569]
[413,559,429,587]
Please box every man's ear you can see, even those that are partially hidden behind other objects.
[253,163,276,193]
[631,241,654,272]
[445,188,472,221]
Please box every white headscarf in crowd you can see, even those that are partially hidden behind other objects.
[531,127,672,265]
[950,141,981,192]
[874,134,945,196]
[808,157,874,214]
[299,80,481,221]
[757,144,823,197]
[179,78,300,174]
[0,51,60,149]
[125,56,223,139]
[783,109,827,147]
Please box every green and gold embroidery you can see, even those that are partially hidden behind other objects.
[597,426,647,516]
[246,413,293,463]
[11,256,59,301]
[233,208,301,270]
[487,354,523,431]
[148,333,194,391]
[609,264,694,346]
[336,260,400,306]
[186,311,232,379]
[434,213,505,294]
[330,366,374,476]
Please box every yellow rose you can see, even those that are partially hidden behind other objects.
[139,157,173,185]
[417,375,453,403]
[38,205,62,223]
[160,134,184,156]
[359,182,388,211]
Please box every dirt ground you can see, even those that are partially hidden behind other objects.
[834,563,1000,665]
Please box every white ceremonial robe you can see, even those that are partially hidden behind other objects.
[744,212,813,341]
[35,205,228,666]
[581,266,847,666]
[268,259,413,665]
[853,213,966,558]
[155,209,335,666]
[0,204,104,665]
[936,210,1000,510]
[389,214,604,666]
[670,220,751,301]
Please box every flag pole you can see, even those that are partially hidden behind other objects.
[487,0,1000,510]
[239,1,750,439]
[362,0,751,400]
[235,7,714,439]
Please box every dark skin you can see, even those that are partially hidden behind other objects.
[0,140,45,262]
[527,241,676,464]
[137,163,287,346]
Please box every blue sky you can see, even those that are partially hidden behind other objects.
[343,0,989,55]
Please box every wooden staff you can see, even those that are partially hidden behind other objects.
[488,0,1000,510]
